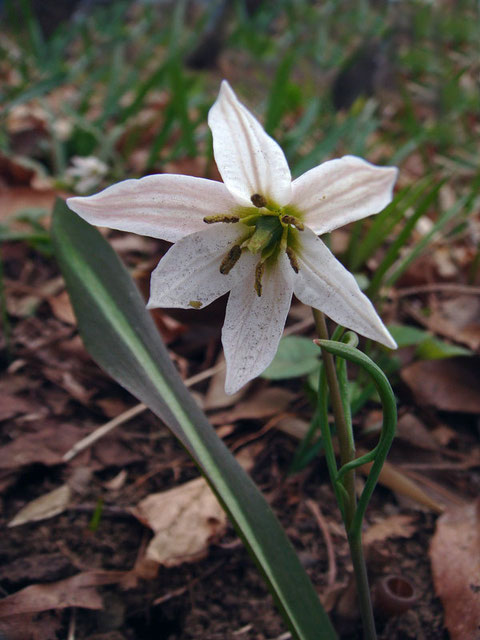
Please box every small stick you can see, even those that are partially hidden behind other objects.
[62,362,225,462]
[395,283,480,297]
[306,498,337,587]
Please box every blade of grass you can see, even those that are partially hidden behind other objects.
[367,178,446,298]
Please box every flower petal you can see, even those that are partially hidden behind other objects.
[293,228,397,348]
[291,156,398,235]
[208,80,292,208]
[67,174,237,242]
[222,254,294,394]
[147,225,256,309]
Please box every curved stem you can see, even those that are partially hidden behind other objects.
[315,339,397,539]
[312,311,377,640]
[317,366,346,520]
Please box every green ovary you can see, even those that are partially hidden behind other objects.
[238,203,303,263]
[209,200,304,296]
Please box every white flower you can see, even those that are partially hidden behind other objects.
[66,156,109,194]
[67,81,398,394]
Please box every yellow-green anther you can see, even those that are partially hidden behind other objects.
[204,214,240,224]
[251,193,267,208]
[220,244,242,274]
[281,215,304,231]
[189,300,203,309]
[254,261,265,296]
[286,247,299,273]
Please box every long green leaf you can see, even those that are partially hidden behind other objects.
[51,200,336,640]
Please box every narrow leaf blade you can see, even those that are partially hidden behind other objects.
[51,199,336,640]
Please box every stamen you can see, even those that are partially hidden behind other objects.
[251,193,267,208]
[281,215,304,231]
[189,300,203,309]
[204,215,240,224]
[286,247,299,273]
[254,261,265,297]
[220,244,242,274]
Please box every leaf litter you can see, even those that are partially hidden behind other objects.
[430,500,480,640]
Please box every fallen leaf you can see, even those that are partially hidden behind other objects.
[103,469,128,491]
[427,295,480,351]
[47,290,76,325]
[363,514,417,546]
[210,387,295,425]
[396,413,440,451]
[430,500,480,640]
[401,357,480,413]
[0,393,36,422]
[133,476,227,567]
[0,186,56,220]
[0,423,86,470]
[8,484,72,527]
[0,612,60,640]
[0,571,125,617]
[204,353,245,411]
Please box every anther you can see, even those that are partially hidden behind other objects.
[251,193,267,208]
[254,261,265,296]
[286,247,299,273]
[204,215,240,224]
[281,215,304,231]
[189,300,203,309]
[219,244,242,274]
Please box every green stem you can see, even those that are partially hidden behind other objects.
[313,310,356,524]
[349,530,378,640]
[317,365,346,520]
[312,309,377,640]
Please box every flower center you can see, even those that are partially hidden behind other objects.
[203,194,304,296]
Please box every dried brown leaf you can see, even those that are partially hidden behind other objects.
[0,393,36,422]
[204,354,245,411]
[0,571,125,617]
[210,387,295,425]
[401,358,480,413]
[133,476,227,567]
[427,296,480,351]
[47,290,76,325]
[430,501,480,640]
[0,186,56,220]
[0,612,60,640]
[363,515,417,546]
[0,423,85,470]
[396,413,440,451]
[8,484,72,527]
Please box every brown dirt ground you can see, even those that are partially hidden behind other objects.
[1,240,478,640]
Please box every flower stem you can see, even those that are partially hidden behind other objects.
[312,309,377,640]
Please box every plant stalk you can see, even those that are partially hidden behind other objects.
[312,308,377,640]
